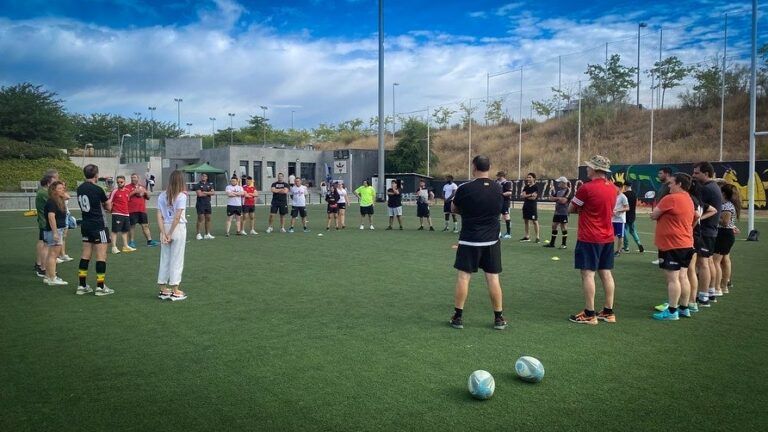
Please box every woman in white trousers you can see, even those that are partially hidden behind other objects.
[156,170,188,301]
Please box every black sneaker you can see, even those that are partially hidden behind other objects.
[385,226,393,230]
[429,226,435,231]
[696,297,711,308]
[543,243,555,248]
[449,315,463,329]
[36,268,46,278]
[638,244,645,253]
[399,226,403,230]
[417,226,424,231]
[535,239,541,244]
[519,237,530,242]
[494,316,508,330]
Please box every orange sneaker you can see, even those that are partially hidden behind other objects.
[569,311,598,325]
[597,310,616,323]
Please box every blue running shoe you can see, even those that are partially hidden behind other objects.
[653,309,679,321]
[678,308,691,318]
[128,241,136,249]
[688,302,699,313]
[147,240,159,247]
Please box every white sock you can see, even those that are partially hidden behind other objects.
[698,292,709,301]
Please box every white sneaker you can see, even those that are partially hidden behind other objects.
[369,225,375,230]
[76,285,93,295]
[95,286,115,296]
[280,228,286,233]
[249,230,258,235]
[196,233,203,240]
[56,257,65,263]
[112,247,120,254]
[651,259,661,265]
[171,292,187,301]
[359,225,364,230]
[60,254,73,262]
[240,231,248,236]
[266,227,273,233]
[204,234,215,239]
[46,277,69,286]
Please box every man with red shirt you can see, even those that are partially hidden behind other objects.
[109,175,134,254]
[568,155,617,325]
[242,176,259,235]
[126,173,159,248]
[650,173,696,320]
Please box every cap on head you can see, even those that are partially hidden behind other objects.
[584,155,611,173]
[556,176,568,183]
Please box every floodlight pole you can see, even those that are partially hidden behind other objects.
[747,0,758,234]
[377,0,386,199]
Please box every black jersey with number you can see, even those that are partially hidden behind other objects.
[77,182,108,226]
[453,178,503,245]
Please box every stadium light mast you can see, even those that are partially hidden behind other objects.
[148,106,156,141]
[186,122,193,135]
[392,82,399,144]
[637,22,647,109]
[228,113,235,146]
[209,117,216,148]
[747,0,760,235]
[115,133,132,181]
[377,0,385,199]
[174,98,183,129]
[260,105,268,145]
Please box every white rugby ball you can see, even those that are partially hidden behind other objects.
[515,356,545,383]
[468,370,495,400]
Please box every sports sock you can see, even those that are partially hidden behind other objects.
[95,261,106,289]
[78,259,89,287]
[494,310,503,319]
[505,220,511,235]
[561,230,568,245]
[602,307,613,315]
[584,309,596,317]
[453,308,463,318]
[550,229,557,245]
[679,305,689,310]
[668,306,678,314]
[698,292,709,301]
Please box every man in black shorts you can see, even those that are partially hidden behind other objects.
[692,161,722,307]
[195,173,215,240]
[267,172,290,233]
[496,171,513,239]
[449,155,507,330]
[76,164,114,296]
[520,173,540,242]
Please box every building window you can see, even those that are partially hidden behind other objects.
[301,163,316,186]
[253,161,263,190]
[266,161,276,178]
[288,162,297,178]
[239,160,249,178]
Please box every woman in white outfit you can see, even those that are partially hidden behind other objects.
[156,170,188,301]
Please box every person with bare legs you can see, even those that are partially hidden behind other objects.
[224,176,244,236]
[386,179,404,230]
[126,173,159,248]
[449,155,507,330]
[42,181,70,285]
[242,176,259,235]
[76,164,114,296]
[325,183,340,230]
[266,173,290,233]
[519,173,540,242]
[650,173,696,320]
[713,183,740,296]
[194,173,215,240]
[692,162,722,307]
[568,156,618,325]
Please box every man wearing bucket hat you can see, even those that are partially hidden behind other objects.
[568,155,618,325]
[544,176,571,249]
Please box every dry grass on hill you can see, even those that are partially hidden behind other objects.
[316,96,767,179]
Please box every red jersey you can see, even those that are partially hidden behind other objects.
[571,178,616,243]
[125,183,148,213]
[243,185,256,206]
[110,187,131,216]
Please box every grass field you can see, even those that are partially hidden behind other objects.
[2,204,767,432]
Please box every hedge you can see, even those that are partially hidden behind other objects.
[0,158,84,192]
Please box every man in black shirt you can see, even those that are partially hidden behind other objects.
[692,161,723,307]
[195,173,215,240]
[267,172,290,233]
[386,179,404,230]
[621,183,644,253]
[449,155,507,330]
[520,173,541,242]
[76,164,114,296]
[496,171,513,239]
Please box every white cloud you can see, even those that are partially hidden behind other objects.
[0,1,757,134]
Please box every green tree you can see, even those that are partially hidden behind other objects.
[484,98,504,124]
[387,118,438,174]
[680,60,749,109]
[531,99,556,118]
[458,101,478,129]
[648,56,693,108]
[584,54,638,105]
[432,106,455,129]
[0,82,73,146]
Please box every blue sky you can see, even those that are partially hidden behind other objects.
[0,0,762,134]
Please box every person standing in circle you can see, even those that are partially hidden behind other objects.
[225,176,244,236]
[415,179,434,231]
[386,179,404,230]
[76,164,114,296]
[449,155,507,330]
[242,176,259,235]
[544,176,570,249]
[267,173,290,233]
[336,181,348,229]
[43,181,70,285]
[354,180,376,230]
[325,183,341,230]
[289,177,310,233]
[194,173,215,240]
[156,170,188,301]
[442,175,459,233]
[520,173,540,243]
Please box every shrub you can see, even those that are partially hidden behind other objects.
[0,137,67,160]
[0,158,83,191]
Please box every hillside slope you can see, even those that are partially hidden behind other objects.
[316,96,767,178]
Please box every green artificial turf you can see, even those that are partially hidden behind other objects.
[1,205,767,431]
